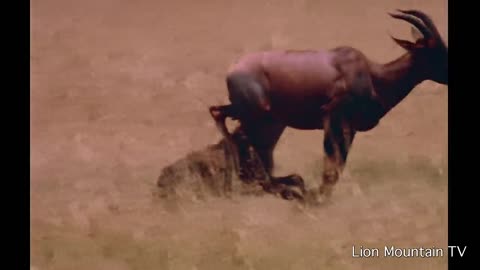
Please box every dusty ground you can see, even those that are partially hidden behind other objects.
[30,0,448,269]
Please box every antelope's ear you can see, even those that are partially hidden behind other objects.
[391,36,416,51]
[410,26,424,41]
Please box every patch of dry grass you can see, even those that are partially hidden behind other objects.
[31,153,448,270]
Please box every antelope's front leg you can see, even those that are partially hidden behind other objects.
[319,116,356,199]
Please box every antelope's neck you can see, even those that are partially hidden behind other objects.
[369,53,424,115]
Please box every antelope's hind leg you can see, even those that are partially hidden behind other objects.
[212,73,273,183]
[241,118,307,200]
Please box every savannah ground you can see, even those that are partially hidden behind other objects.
[30,0,448,269]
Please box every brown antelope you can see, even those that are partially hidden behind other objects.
[209,9,448,202]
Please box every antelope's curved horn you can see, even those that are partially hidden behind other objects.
[389,12,433,39]
[397,9,441,39]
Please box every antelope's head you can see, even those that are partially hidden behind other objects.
[389,9,448,85]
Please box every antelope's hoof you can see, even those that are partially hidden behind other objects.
[303,188,332,207]
[288,174,306,194]
[280,187,304,201]
[271,174,306,195]
[319,184,334,197]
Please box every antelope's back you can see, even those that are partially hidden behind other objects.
[228,50,340,96]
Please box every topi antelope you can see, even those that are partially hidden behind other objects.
[209,9,448,203]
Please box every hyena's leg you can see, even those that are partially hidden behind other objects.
[209,105,241,194]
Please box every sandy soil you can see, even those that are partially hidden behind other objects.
[31,0,448,269]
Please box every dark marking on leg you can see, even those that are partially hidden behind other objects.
[319,115,356,198]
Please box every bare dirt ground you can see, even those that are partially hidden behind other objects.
[31,0,448,269]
